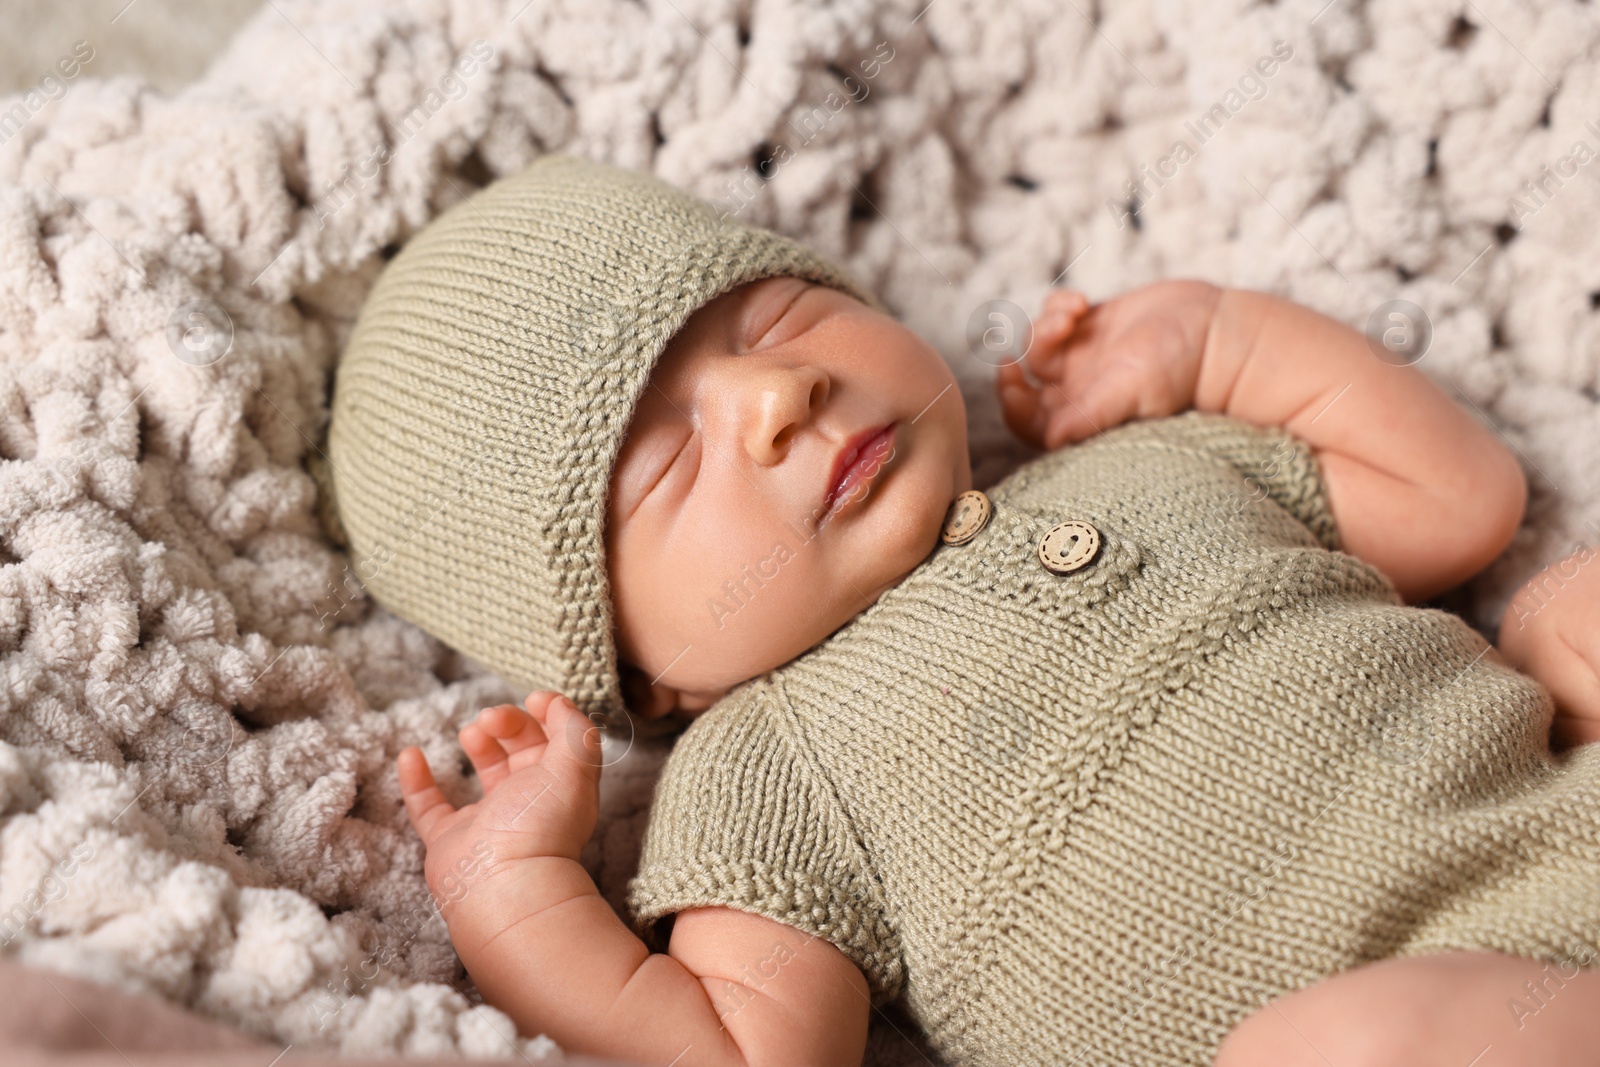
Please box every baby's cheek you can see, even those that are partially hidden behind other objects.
[697,535,802,638]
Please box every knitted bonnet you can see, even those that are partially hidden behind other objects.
[309,153,888,726]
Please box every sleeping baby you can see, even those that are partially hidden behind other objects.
[311,153,1600,1066]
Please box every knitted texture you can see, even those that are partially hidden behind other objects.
[10,0,1600,1060]
[626,410,1598,1067]
[316,154,886,724]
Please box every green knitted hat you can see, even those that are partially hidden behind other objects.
[309,153,888,726]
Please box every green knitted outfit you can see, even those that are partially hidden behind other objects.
[316,154,1600,1067]
[625,411,1600,1066]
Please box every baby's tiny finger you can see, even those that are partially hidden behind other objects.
[397,747,456,842]
[460,722,509,777]
[997,364,1046,449]
[1045,289,1091,319]
[545,695,603,782]
[1033,291,1091,352]
[524,691,560,720]
[478,700,546,753]
[1020,332,1064,383]
[474,704,525,737]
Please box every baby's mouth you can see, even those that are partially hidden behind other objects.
[822,421,897,516]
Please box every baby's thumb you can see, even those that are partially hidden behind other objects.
[545,695,604,787]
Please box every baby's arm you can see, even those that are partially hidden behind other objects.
[397,695,870,1066]
[998,283,1527,604]
[1195,288,1526,603]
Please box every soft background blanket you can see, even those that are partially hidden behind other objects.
[1,0,1598,1061]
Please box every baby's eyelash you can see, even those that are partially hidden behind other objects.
[750,286,811,349]
[650,430,698,500]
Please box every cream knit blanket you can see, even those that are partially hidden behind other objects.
[1,0,1598,1062]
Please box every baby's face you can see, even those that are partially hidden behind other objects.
[605,276,972,718]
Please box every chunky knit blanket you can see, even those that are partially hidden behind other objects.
[1,0,1598,1061]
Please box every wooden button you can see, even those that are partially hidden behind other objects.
[940,490,992,545]
[1039,520,1100,574]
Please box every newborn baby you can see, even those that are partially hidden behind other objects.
[315,155,1600,1067]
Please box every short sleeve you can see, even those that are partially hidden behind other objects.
[624,683,905,1004]
[1119,410,1343,553]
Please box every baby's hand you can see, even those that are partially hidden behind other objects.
[997,280,1224,449]
[1496,551,1600,752]
[396,693,602,912]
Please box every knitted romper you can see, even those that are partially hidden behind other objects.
[623,409,1600,1067]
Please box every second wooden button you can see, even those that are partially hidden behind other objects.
[1039,520,1101,574]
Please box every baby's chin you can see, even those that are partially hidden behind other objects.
[864,434,969,571]
[635,552,923,718]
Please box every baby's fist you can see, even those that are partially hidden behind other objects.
[997,280,1223,450]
